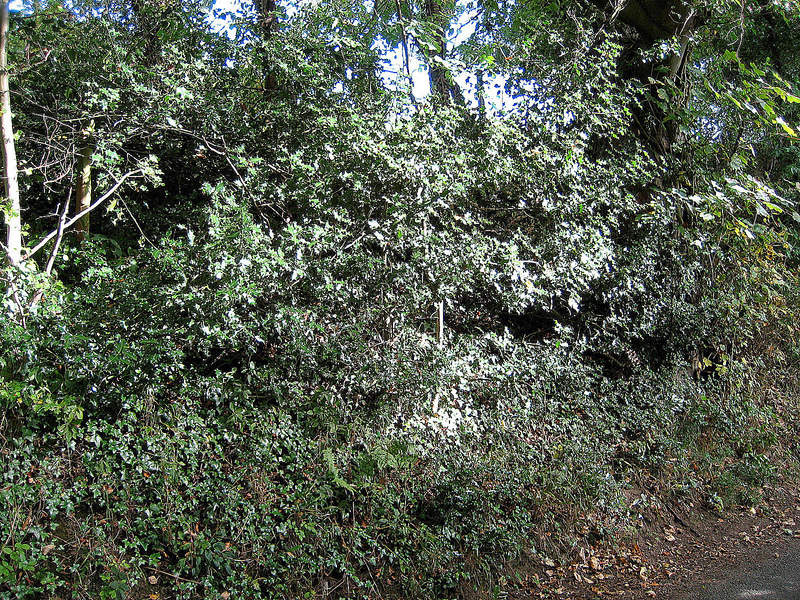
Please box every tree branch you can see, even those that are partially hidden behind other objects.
[27,190,71,309]
[44,191,71,276]
[23,169,141,261]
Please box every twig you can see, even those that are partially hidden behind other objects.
[143,566,202,585]
[10,286,26,328]
[120,195,154,248]
[219,136,283,221]
[662,499,700,536]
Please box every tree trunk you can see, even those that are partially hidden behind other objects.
[424,0,463,105]
[589,0,695,161]
[130,0,178,66]
[254,0,279,94]
[75,120,94,243]
[592,0,689,44]
[255,0,277,37]
[1,1,21,267]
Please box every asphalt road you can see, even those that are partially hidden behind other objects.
[688,549,800,600]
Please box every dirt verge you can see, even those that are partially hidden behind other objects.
[504,482,800,600]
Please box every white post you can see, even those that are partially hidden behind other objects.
[436,300,444,348]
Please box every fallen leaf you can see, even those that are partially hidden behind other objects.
[42,544,55,555]
[589,556,600,571]
[148,575,158,585]
[646,590,656,597]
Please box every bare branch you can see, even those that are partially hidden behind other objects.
[28,191,71,309]
[45,191,71,276]
[23,169,141,261]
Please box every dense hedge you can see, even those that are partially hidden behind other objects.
[2,1,800,598]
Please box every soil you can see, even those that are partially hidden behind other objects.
[505,482,800,600]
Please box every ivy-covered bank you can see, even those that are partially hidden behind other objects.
[2,0,800,598]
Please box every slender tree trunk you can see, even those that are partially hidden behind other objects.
[1,1,21,267]
[425,0,447,99]
[75,120,94,243]
[255,0,277,36]
[477,69,486,119]
[423,0,463,106]
[254,0,279,94]
[130,0,178,66]
[396,0,410,77]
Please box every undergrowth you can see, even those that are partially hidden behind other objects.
[2,280,798,599]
